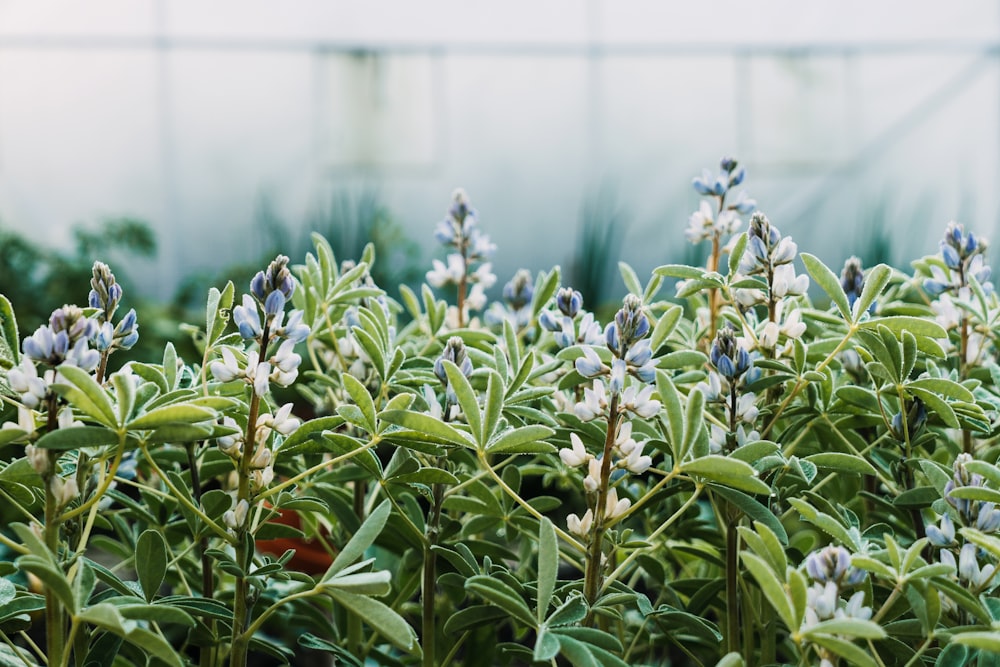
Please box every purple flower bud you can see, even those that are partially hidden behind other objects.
[435,336,472,385]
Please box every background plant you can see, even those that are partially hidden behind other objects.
[1,162,1000,667]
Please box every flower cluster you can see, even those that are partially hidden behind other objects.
[539,287,603,349]
[211,255,310,397]
[485,269,534,329]
[686,157,756,244]
[923,222,993,296]
[427,189,497,323]
[736,212,809,301]
[434,336,474,407]
[801,545,871,639]
[90,261,139,354]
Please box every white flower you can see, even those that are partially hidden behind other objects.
[210,347,243,383]
[465,283,488,311]
[217,417,243,458]
[426,254,465,288]
[567,509,593,537]
[605,487,631,520]
[262,403,300,436]
[6,358,48,408]
[835,591,872,621]
[771,264,809,297]
[685,201,715,243]
[574,380,608,422]
[621,385,661,419]
[471,262,497,288]
[623,441,652,474]
[224,499,250,530]
[559,433,592,467]
[583,458,601,493]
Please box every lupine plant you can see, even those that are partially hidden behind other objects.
[2,166,1000,667]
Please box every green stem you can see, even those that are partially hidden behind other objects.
[583,395,621,620]
[348,480,366,654]
[230,322,271,667]
[42,398,65,667]
[185,442,216,667]
[601,486,701,593]
[422,464,445,667]
[725,505,741,655]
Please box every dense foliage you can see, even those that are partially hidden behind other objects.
[1,161,1000,667]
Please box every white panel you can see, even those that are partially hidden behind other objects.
[0,0,156,37]
[324,53,436,168]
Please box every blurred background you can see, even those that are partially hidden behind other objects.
[1,0,999,325]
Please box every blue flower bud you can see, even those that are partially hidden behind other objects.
[942,244,961,270]
[926,514,955,546]
[435,336,473,385]
[556,287,583,318]
[710,327,751,380]
[95,321,115,351]
[840,256,865,308]
[605,322,620,356]
[538,310,561,333]
[609,359,626,395]
[250,271,266,300]
[502,270,534,311]
[233,295,263,340]
[264,290,286,318]
[729,166,746,187]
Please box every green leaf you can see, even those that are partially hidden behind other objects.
[442,360,483,446]
[681,456,770,495]
[713,486,787,544]
[852,263,891,322]
[949,487,1000,505]
[906,386,958,429]
[857,315,947,340]
[650,305,681,353]
[324,588,417,652]
[619,262,643,296]
[727,233,748,278]
[135,530,167,603]
[391,468,460,486]
[805,453,877,476]
[482,370,504,444]
[741,552,796,630]
[50,365,118,428]
[277,415,346,455]
[34,426,119,450]
[0,295,19,366]
[323,570,392,596]
[654,264,705,280]
[809,634,878,667]
[537,517,557,623]
[126,404,215,431]
[804,618,886,639]
[324,500,391,579]
[379,410,475,449]
[206,282,235,346]
[465,575,536,628]
[954,631,1000,653]
[341,373,377,433]
[788,498,860,551]
[802,253,851,321]
[936,643,969,667]
[715,653,745,667]
[486,425,554,454]
[681,388,707,464]
[18,556,75,613]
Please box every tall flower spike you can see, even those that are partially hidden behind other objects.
[89,261,122,321]
[251,255,295,301]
